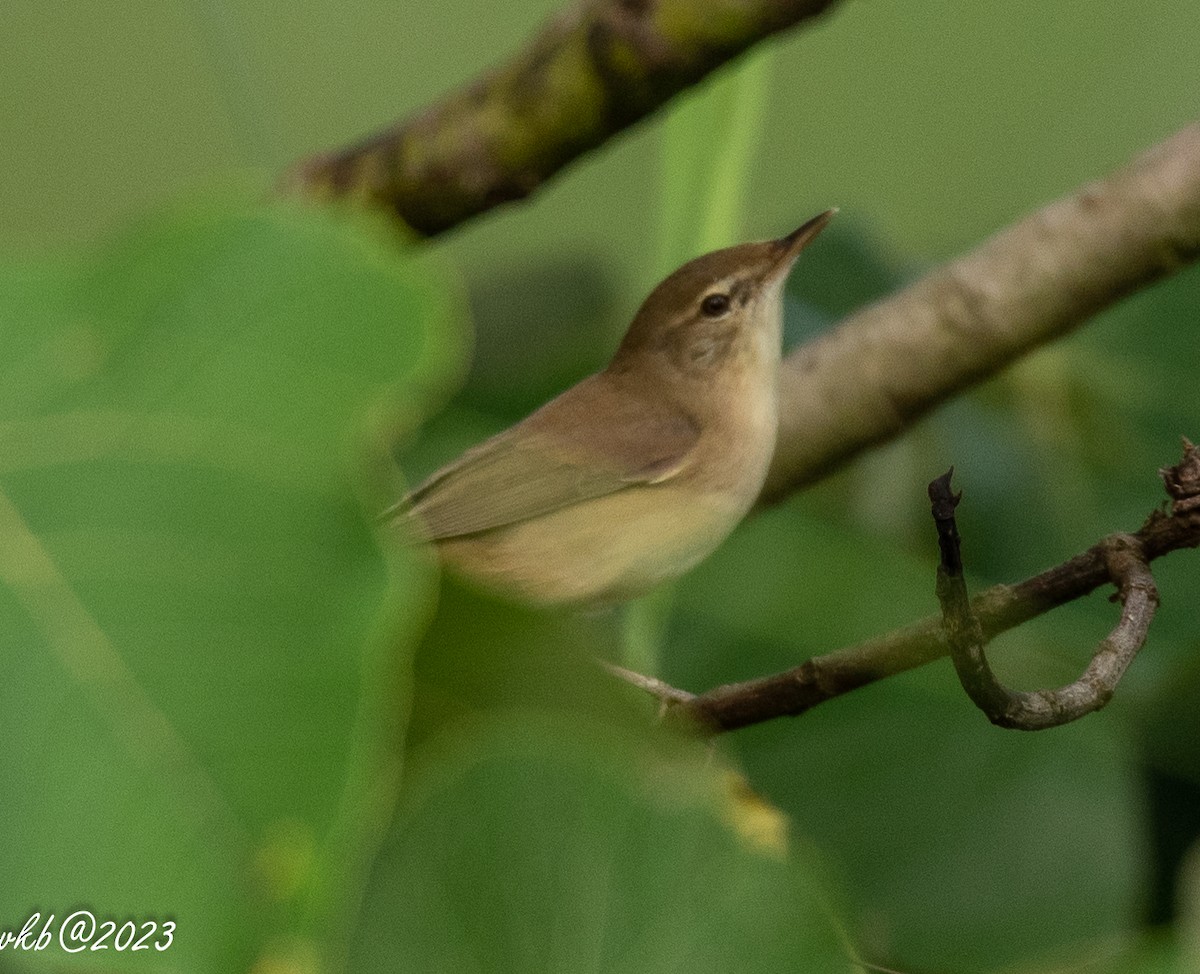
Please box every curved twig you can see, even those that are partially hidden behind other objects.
[930,474,1159,731]
[611,439,1200,733]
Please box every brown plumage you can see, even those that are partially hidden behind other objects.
[385,211,835,606]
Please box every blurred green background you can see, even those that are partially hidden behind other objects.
[2,0,1198,972]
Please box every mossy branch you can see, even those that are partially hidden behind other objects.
[281,0,841,234]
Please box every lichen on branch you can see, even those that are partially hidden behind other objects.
[282,0,842,234]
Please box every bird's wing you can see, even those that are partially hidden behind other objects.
[395,373,700,540]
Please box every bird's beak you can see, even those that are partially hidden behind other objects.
[767,208,837,278]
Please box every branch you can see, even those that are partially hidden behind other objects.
[628,439,1200,733]
[763,121,1200,499]
[286,0,1199,505]
[930,471,1159,730]
[602,661,697,708]
[282,0,842,235]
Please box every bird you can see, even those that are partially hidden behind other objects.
[383,210,835,608]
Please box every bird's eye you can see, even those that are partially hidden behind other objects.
[700,293,731,317]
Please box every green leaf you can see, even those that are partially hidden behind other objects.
[349,711,853,974]
[658,47,774,272]
[343,577,852,973]
[664,502,1146,972]
[0,200,465,971]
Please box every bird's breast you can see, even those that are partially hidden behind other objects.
[435,480,749,607]
[688,372,779,499]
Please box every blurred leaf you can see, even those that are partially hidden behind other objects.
[349,710,853,974]
[658,48,774,272]
[736,669,1143,972]
[1133,645,1200,927]
[783,215,909,347]
[664,502,1147,972]
[943,266,1200,587]
[341,578,854,972]
[671,501,932,652]
[458,257,618,421]
[403,574,630,751]
[1178,837,1200,968]
[1137,646,1200,787]
[983,930,1185,974]
[1081,932,1190,974]
[0,200,464,971]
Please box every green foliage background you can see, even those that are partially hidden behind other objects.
[1,1,1198,972]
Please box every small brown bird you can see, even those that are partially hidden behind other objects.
[386,210,835,607]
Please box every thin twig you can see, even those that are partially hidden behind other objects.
[602,660,697,709]
[612,440,1200,733]
[930,471,1159,730]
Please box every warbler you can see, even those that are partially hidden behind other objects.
[385,210,835,606]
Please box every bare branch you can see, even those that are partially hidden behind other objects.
[930,472,1159,731]
[1161,436,1200,513]
[763,121,1200,500]
[627,440,1200,733]
[282,0,842,235]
